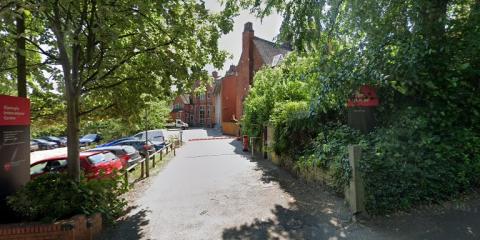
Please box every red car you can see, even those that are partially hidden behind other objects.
[30,151,124,180]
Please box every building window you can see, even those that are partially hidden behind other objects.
[199,106,205,125]
[174,103,181,110]
[199,93,205,101]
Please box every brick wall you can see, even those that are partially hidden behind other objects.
[221,73,237,122]
[0,214,102,240]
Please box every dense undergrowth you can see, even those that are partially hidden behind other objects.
[241,0,480,213]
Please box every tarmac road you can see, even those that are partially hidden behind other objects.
[99,128,480,240]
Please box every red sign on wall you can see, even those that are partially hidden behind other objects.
[0,95,31,126]
[347,85,379,107]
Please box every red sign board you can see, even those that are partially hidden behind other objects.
[0,95,30,126]
[347,85,379,107]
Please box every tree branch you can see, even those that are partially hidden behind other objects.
[24,38,59,60]
[82,77,134,94]
[78,103,115,117]
[83,45,167,86]
[0,1,15,14]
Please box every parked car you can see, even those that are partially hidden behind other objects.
[79,134,102,146]
[32,139,58,150]
[40,136,67,147]
[30,141,39,152]
[97,137,136,148]
[88,145,142,168]
[134,129,170,142]
[166,119,189,129]
[30,151,124,180]
[109,139,155,157]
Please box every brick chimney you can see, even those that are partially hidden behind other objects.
[243,22,254,85]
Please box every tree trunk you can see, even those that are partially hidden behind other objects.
[66,90,81,182]
[419,0,449,79]
[16,5,26,97]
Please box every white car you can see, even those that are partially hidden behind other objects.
[133,129,166,142]
[166,119,189,129]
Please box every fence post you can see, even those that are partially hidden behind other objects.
[250,137,254,156]
[173,145,176,156]
[160,150,163,161]
[345,145,365,215]
[145,152,150,178]
[124,171,129,190]
[152,152,156,168]
[140,160,145,179]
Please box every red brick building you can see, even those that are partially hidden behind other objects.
[215,22,291,134]
[220,66,238,123]
[189,77,217,127]
[170,73,218,128]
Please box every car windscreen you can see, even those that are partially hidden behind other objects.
[87,152,117,165]
[83,134,96,139]
[48,136,61,141]
[123,146,137,154]
[34,139,49,143]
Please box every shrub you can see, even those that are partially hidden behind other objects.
[361,107,480,214]
[296,124,364,193]
[270,101,313,156]
[7,173,126,223]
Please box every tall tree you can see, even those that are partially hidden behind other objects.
[2,0,233,181]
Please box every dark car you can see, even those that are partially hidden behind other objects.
[41,136,67,147]
[88,145,142,168]
[97,137,136,148]
[110,139,155,157]
[32,139,58,150]
[30,141,39,152]
[79,134,102,146]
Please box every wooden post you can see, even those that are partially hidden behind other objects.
[152,152,156,168]
[140,160,145,179]
[250,137,254,156]
[345,145,365,214]
[173,145,176,156]
[145,152,150,178]
[160,150,163,161]
[124,171,129,190]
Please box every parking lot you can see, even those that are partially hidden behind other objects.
[30,128,185,165]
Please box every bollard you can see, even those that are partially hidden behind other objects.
[160,150,163,161]
[243,135,249,152]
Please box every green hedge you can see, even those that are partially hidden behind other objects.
[361,107,480,214]
[7,173,126,223]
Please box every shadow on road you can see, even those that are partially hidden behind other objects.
[99,206,151,240]
[225,139,480,240]
[223,140,355,240]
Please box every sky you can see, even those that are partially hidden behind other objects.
[203,0,283,76]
